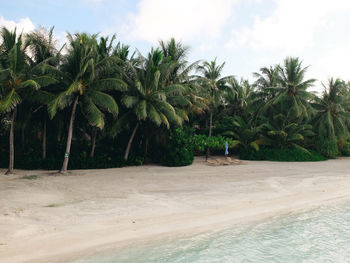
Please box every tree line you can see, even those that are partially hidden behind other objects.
[1,26,349,174]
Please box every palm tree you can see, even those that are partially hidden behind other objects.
[260,113,314,151]
[159,38,205,117]
[272,57,316,121]
[27,26,61,159]
[223,116,262,151]
[119,49,191,160]
[47,33,126,173]
[312,78,350,158]
[0,27,40,175]
[196,58,233,158]
[225,78,254,117]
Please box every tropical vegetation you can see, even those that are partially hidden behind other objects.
[1,26,350,174]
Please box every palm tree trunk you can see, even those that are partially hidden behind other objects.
[144,135,149,158]
[89,127,97,158]
[21,126,25,150]
[206,111,213,160]
[124,121,140,161]
[6,107,17,175]
[42,120,47,160]
[60,96,79,174]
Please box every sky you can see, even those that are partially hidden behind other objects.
[2,0,350,93]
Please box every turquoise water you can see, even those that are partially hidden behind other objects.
[73,201,350,262]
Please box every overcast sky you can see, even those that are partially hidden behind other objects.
[2,0,350,93]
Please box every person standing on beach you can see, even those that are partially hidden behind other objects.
[225,141,229,156]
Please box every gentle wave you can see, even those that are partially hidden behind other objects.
[73,201,350,262]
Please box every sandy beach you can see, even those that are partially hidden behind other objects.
[1,157,350,262]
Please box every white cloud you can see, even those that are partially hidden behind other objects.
[310,47,350,85]
[229,0,350,52]
[123,0,238,43]
[0,16,35,34]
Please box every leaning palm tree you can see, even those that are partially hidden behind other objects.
[119,49,191,160]
[0,27,40,175]
[272,57,316,121]
[47,33,126,173]
[312,78,350,158]
[196,58,233,158]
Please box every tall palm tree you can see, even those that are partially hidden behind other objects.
[88,35,120,158]
[312,78,350,158]
[273,57,316,121]
[47,33,126,173]
[196,58,233,158]
[159,38,205,117]
[120,49,191,160]
[27,26,61,159]
[0,27,40,175]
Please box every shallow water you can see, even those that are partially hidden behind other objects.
[73,201,350,262]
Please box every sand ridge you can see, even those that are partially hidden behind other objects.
[1,157,350,262]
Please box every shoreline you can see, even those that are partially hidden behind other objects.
[1,157,350,262]
[66,194,350,263]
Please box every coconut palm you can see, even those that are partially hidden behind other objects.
[27,26,61,159]
[196,58,233,158]
[223,116,262,151]
[0,27,40,174]
[253,66,280,100]
[225,78,254,117]
[272,57,316,121]
[260,113,314,151]
[47,33,126,173]
[312,78,350,158]
[119,49,192,160]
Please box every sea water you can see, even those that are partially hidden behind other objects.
[73,201,350,262]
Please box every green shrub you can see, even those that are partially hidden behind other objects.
[192,134,238,152]
[162,127,194,167]
[0,153,143,170]
[161,127,239,166]
[317,137,338,159]
[240,147,327,162]
[342,142,350,156]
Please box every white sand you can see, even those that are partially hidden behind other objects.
[1,157,350,262]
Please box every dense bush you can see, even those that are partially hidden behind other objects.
[161,127,240,166]
[240,147,327,162]
[162,127,194,167]
[341,142,350,156]
[192,134,238,152]
[316,136,338,159]
[0,153,144,170]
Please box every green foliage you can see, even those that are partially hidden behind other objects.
[162,127,240,167]
[192,134,238,152]
[341,142,350,157]
[312,78,350,158]
[0,152,143,170]
[240,147,327,162]
[1,25,350,174]
[260,113,314,151]
[222,116,262,151]
[162,127,194,167]
[316,137,338,159]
